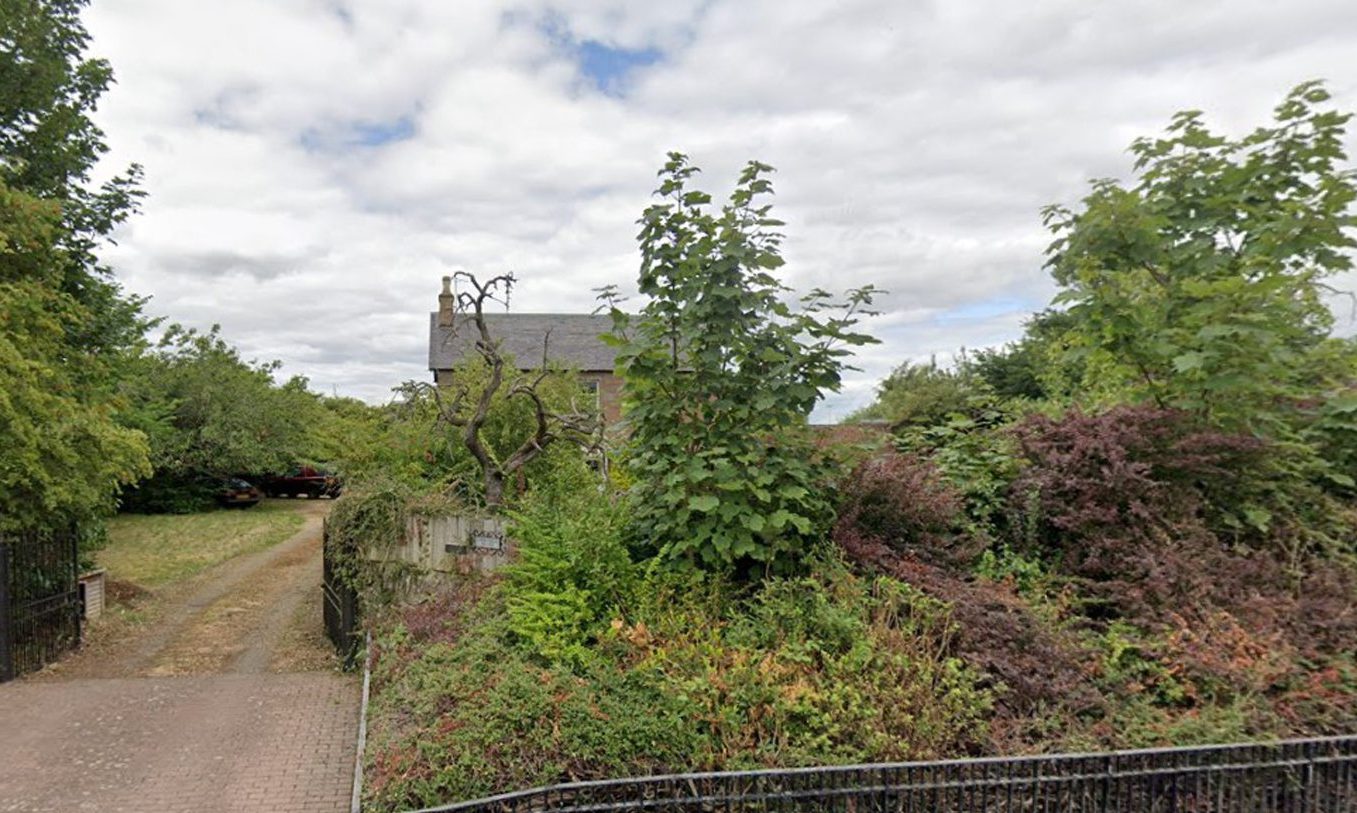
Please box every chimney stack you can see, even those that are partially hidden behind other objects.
[437,275,455,327]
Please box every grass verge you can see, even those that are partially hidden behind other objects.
[100,500,306,589]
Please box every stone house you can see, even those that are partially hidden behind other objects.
[428,279,623,424]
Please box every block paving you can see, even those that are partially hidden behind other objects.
[0,501,361,812]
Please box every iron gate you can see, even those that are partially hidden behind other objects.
[0,526,81,682]
[322,518,361,668]
[416,735,1357,813]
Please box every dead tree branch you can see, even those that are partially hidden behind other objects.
[426,271,602,508]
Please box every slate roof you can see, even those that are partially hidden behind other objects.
[428,312,618,372]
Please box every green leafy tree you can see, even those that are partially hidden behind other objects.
[306,395,389,473]
[2,0,147,365]
[1,0,151,529]
[120,325,321,511]
[604,153,878,574]
[966,310,1083,403]
[1,277,150,531]
[848,358,982,428]
[1043,81,1357,434]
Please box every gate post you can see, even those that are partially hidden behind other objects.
[70,528,82,646]
[0,542,13,682]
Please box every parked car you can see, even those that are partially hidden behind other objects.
[216,477,263,508]
[260,466,342,499]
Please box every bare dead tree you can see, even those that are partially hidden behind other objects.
[420,271,601,508]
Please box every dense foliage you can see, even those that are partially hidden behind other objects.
[828,82,1357,752]
[361,85,1357,809]
[1044,81,1355,435]
[116,325,323,512]
[847,359,979,428]
[604,154,877,574]
[365,486,990,810]
[0,273,150,529]
[3,1,395,523]
[1,0,151,532]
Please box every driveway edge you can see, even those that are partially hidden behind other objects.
[351,630,373,813]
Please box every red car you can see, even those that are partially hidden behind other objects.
[261,466,343,499]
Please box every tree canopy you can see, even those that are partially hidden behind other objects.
[1043,80,1356,432]
[0,0,153,530]
[604,153,878,574]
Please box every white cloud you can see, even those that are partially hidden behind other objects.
[83,0,1357,416]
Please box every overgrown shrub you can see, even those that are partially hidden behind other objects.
[363,554,993,810]
[504,474,637,666]
[611,555,992,766]
[998,405,1357,744]
[849,359,982,427]
[835,453,970,566]
[894,407,1022,537]
[365,586,701,809]
[834,527,1101,751]
[1306,386,1357,496]
[604,154,878,575]
[1007,406,1267,613]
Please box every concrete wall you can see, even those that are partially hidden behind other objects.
[381,513,512,575]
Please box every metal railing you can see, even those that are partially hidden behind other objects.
[0,526,82,682]
[415,735,1357,813]
[322,519,362,669]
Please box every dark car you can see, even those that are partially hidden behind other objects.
[261,466,342,499]
[217,477,263,508]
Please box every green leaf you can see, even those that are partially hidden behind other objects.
[1242,505,1272,533]
[1171,352,1206,373]
[688,495,720,513]
[1324,472,1355,488]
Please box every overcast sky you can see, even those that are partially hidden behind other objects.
[85,0,1357,420]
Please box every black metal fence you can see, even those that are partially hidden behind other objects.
[416,735,1357,813]
[0,526,82,682]
[322,518,361,668]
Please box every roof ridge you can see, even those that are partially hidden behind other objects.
[426,311,613,316]
[428,311,619,372]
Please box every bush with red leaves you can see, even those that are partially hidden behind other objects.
[832,409,1357,751]
[833,526,1102,751]
[834,454,1102,748]
[1006,405,1357,709]
[1010,406,1262,551]
[836,453,976,567]
[1006,406,1270,617]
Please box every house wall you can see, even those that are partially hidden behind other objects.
[579,371,624,425]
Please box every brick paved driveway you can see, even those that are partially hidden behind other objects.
[0,673,357,812]
[0,502,361,813]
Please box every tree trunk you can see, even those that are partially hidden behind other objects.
[484,471,505,509]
